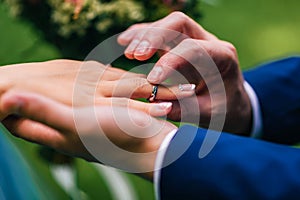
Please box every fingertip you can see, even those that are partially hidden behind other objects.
[147,66,164,84]
[134,53,153,61]
[124,52,135,60]
[149,102,172,117]
[124,39,140,60]
[134,49,156,61]
[158,102,173,113]
[133,40,151,60]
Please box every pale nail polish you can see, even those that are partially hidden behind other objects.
[136,40,150,54]
[147,66,163,83]
[125,39,140,53]
[157,102,172,110]
[178,84,196,91]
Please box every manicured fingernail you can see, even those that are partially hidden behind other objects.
[125,39,140,53]
[157,102,172,110]
[147,66,163,83]
[135,40,150,54]
[178,84,196,91]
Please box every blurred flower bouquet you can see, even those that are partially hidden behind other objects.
[4,0,202,58]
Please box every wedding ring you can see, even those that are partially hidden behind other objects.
[148,85,158,102]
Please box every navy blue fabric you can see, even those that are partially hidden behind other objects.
[244,56,300,144]
[160,125,300,200]
[160,57,300,199]
[0,128,42,200]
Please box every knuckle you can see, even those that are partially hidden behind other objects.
[169,11,188,21]
[158,56,172,66]
[158,51,188,72]
[116,97,130,107]
[179,39,206,60]
[223,46,238,65]
[131,77,148,90]
[127,24,140,31]
[224,41,237,55]
[158,57,178,71]
[136,73,147,79]
[98,82,109,97]
[181,38,198,47]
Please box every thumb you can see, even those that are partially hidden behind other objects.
[147,51,188,84]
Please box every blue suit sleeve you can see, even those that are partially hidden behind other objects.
[160,125,300,200]
[244,56,300,144]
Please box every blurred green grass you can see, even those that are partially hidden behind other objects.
[200,0,300,69]
[0,3,61,65]
[0,0,299,199]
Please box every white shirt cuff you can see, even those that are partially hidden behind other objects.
[154,129,178,200]
[243,81,263,138]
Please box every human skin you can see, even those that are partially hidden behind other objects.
[0,12,255,182]
[0,59,190,178]
[118,11,252,135]
[0,59,195,119]
[0,91,177,180]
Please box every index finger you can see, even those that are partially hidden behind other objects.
[98,77,196,101]
[118,12,216,61]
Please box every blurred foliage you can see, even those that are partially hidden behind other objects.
[199,0,300,69]
[3,0,201,59]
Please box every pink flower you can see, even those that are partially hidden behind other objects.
[65,0,85,20]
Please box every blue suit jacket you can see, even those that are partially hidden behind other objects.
[160,57,300,199]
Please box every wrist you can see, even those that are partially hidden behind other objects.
[224,79,252,136]
[141,121,177,180]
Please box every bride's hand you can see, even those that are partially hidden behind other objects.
[0,91,177,180]
[0,59,194,119]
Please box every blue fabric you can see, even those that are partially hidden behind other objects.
[160,57,300,199]
[160,125,300,200]
[0,127,42,200]
[244,56,300,144]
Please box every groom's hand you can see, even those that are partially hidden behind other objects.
[118,12,252,135]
